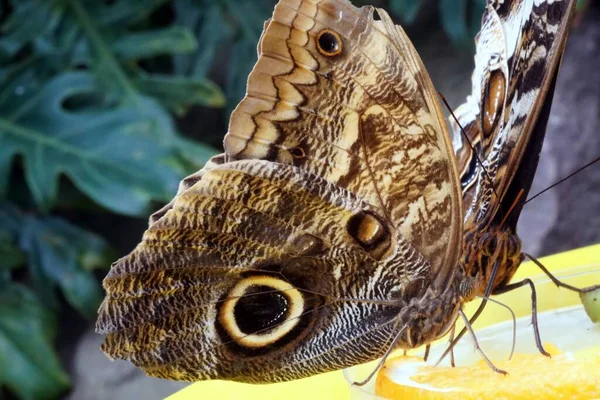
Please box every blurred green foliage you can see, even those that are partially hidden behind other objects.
[0,0,501,398]
[389,0,486,43]
[0,0,224,398]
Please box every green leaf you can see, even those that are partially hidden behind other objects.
[0,0,224,215]
[224,0,273,40]
[0,201,22,233]
[0,283,70,400]
[439,0,469,44]
[135,73,225,114]
[0,201,112,318]
[113,26,198,61]
[174,0,274,115]
[19,214,111,318]
[389,0,422,24]
[97,0,171,27]
[0,1,61,59]
[468,0,487,39]
[0,67,184,216]
[0,231,25,286]
[223,0,274,112]
[174,136,219,172]
[0,203,24,285]
[226,38,259,117]
[173,2,228,78]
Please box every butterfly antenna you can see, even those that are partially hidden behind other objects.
[499,188,525,228]
[438,93,501,202]
[525,155,600,204]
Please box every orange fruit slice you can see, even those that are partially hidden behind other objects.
[375,347,600,400]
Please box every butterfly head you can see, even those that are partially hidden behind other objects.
[459,228,524,301]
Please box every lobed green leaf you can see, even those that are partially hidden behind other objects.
[113,26,198,61]
[135,73,225,114]
[0,0,220,216]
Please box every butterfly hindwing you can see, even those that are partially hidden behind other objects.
[97,159,461,382]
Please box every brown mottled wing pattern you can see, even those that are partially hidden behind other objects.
[96,0,464,383]
[452,0,576,227]
[97,160,458,382]
[225,0,462,283]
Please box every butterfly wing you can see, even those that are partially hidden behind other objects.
[453,0,576,227]
[98,160,436,382]
[96,0,463,383]
[226,0,462,282]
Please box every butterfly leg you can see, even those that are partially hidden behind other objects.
[458,309,507,375]
[492,278,551,357]
[448,323,456,367]
[435,261,502,368]
[524,253,600,294]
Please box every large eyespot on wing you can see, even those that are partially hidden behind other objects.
[96,160,430,383]
[224,0,462,289]
[452,0,577,227]
[218,275,306,349]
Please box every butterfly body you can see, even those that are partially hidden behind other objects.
[96,0,577,384]
[457,228,523,302]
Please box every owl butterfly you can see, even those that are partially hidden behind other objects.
[96,0,577,383]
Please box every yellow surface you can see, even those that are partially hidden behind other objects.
[168,244,600,400]
[376,348,600,400]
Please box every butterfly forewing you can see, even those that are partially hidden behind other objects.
[225,0,462,279]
